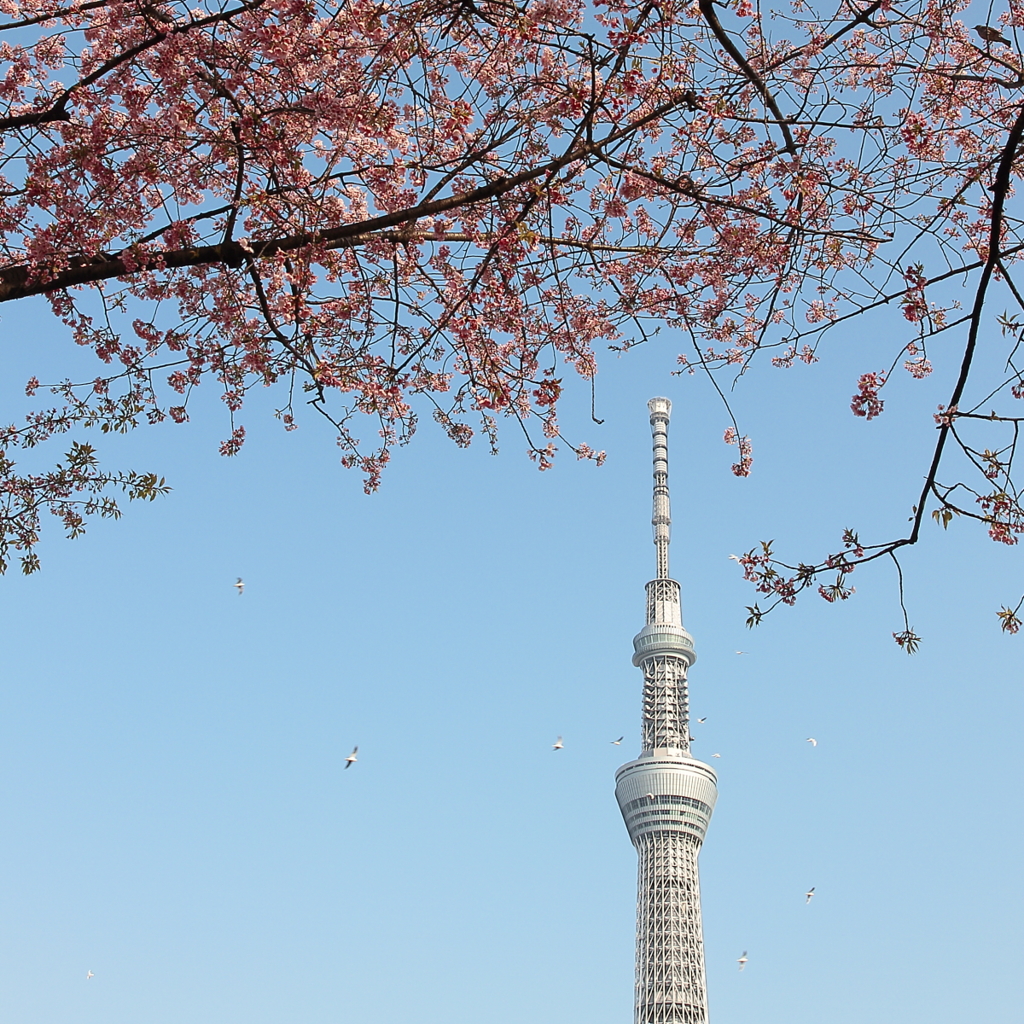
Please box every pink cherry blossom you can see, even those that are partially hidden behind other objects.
[850,372,886,420]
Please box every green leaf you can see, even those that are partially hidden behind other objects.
[892,629,921,654]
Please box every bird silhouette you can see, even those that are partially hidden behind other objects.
[86,971,94,980]
[552,736,564,750]
[806,737,818,747]
[975,24,1011,45]
[696,717,707,723]
[611,736,624,745]
[233,577,244,595]
[344,746,358,769]
[806,887,816,904]
[737,951,749,971]
[712,752,721,758]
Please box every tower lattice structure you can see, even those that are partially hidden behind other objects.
[615,398,718,1024]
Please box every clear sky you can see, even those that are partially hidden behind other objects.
[1,283,1022,1024]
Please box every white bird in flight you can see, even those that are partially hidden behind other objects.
[696,717,707,723]
[728,554,741,562]
[86,971,94,980]
[735,650,748,655]
[805,887,816,904]
[806,737,818,747]
[233,577,244,595]
[712,752,721,758]
[552,736,564,750]
[344,746,358,769]
[737,951,749,971]
[611,736,623,745]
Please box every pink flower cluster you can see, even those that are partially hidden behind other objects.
[850,372,886,419]
[723,427,753,477]
[977,490,1024,546]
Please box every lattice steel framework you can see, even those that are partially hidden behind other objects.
[615,398,718,1024]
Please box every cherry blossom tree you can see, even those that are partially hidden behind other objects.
[2,0,1024,640]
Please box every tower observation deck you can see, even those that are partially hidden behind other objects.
[615,398,718,1024]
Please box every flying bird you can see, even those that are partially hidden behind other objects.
[805,887,816,904]
[344,746,358,769]
[233,577,244,595]
[552,736,564,750]
[611,736,624,745]
[696,717,707,723]
[712,752,721,758]
[737,951,749,971]
[735,650,748,655]
[728,554,741,562]
[806,737,818,747]
[975,24,1011,45]
[86,971,94,980]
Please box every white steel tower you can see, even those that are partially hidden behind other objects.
[615,398,718,1024]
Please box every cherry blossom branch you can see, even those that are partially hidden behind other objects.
[0,0,267,131]
[0,90,699,301]
[740,101,1024,646]
[597,152,886,242]
[0,0,112,31]
[0,438,169,575]
[906,104,1024,540]
[768,1,885,70]
[697,0,797,156]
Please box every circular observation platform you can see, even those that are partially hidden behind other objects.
[615,756,718,844]
[632,623,696,668]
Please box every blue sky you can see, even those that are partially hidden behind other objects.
[1,285,1022,1024]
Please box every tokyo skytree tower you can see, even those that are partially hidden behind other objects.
[615,398,718,1024]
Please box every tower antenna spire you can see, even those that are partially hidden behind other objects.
[648,397,672,581]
